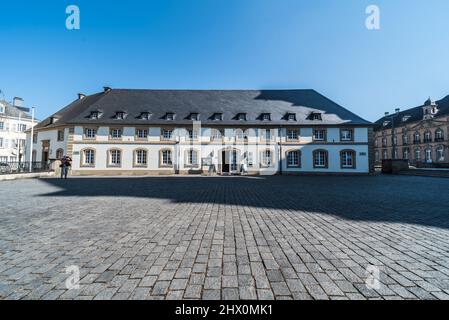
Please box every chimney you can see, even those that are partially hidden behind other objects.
[103,86,112,93]
[13,97,24,108]
[78,93,86,100]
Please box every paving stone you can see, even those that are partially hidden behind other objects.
[1,176,449,301]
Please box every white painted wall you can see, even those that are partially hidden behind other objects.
[28,125,371,174]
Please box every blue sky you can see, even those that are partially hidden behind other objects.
[0,0,448,121]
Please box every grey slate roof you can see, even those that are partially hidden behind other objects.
[374,95,449,131]
[35,89,371,129]
[0,100,33,120]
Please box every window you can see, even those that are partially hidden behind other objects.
[57,130,64,141]
[210,129,222,140]
[17,124,27,132]
[340,150,355,169]
[84,128,96,139]
[415,148,421,161]
[375,151,379,162]
[110,128,122,139]
[313,129,326,141]
[186,149,199,166]
[0,122,3,130]
[403,148,409,160]
[108,149,122,166]
[89,111,100,120]
[189,113,199,121]
[436,146,444,162]
[162,129,173,140]
[0,103,4,114]
[188,129,198,140]
[435,129,444,142]
[287,113,296,121]
[136,129,148,139]
[424,131,432,143]
[340,129,353,141]
[262,129,272,140]
[212,113,223,121]
[139,112,151,120]
[0,138,3,148]
[235,129,246,139]
[402,134,409,145]
[313,150,328,168]
[413,132,420,144]
[261,150,273,167]
[309,112,322,121]
[374,139,378,147]
[382,137,387,147]
[135,149,147,166]
[33,133,37,143]
[261,113,271,121]
[286,129,299,141]
[383,149,388,160]
[0,156,7,162]
[166,113,175,121]
[82,149,95,166]
[56,149,64,159]
[237,113,247,121]
[287,150,301,167]
[115,112,126,120]
[425,148,432,162]
[161,149,173,166]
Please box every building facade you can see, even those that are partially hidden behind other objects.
[374,96,449,166]
[27,88,373,175]
[0,98,37,163]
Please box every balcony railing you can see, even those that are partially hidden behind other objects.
[0,161,51,175]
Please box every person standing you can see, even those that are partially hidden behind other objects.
[60,155,72,179]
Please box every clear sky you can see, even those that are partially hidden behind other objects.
[0,0,448,121]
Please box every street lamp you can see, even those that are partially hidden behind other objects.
[385,108,400,159]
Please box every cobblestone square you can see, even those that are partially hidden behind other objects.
[1,175,449,300]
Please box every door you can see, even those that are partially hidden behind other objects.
[222,151,230,173]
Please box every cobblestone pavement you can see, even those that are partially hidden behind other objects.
[1,175,449,300]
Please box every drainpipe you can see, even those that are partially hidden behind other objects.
[278,126,283,175]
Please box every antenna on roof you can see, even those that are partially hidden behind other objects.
[103,86,112,93]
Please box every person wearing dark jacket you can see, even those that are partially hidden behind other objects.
[60,156,72,179]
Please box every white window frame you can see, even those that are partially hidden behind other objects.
[313,129,326,141]
[287,150,300,167]
[135,149,147,165]
[286,129,299,141]
[84,128,96,139]
[109,149,121,166]
[83,149,95,166]
[136,129,148,139]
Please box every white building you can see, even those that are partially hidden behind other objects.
[26,88,374,175]
[0,97,37,163]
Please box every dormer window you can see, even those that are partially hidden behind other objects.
[383,121,390,127]
[402,115,411,122]
[286,113,296,121]
[237,113,247,121]
[139,112,151,120]
[261,113,271,121]
[166,113,175,121]
[115,111,126,120]
[189,113,199,121]
[212,113,223,121]
[89,111,101,120]
[308,112,322,121]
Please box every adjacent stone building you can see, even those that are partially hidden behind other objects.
[374,96,449,166]
[26,88,373,175]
